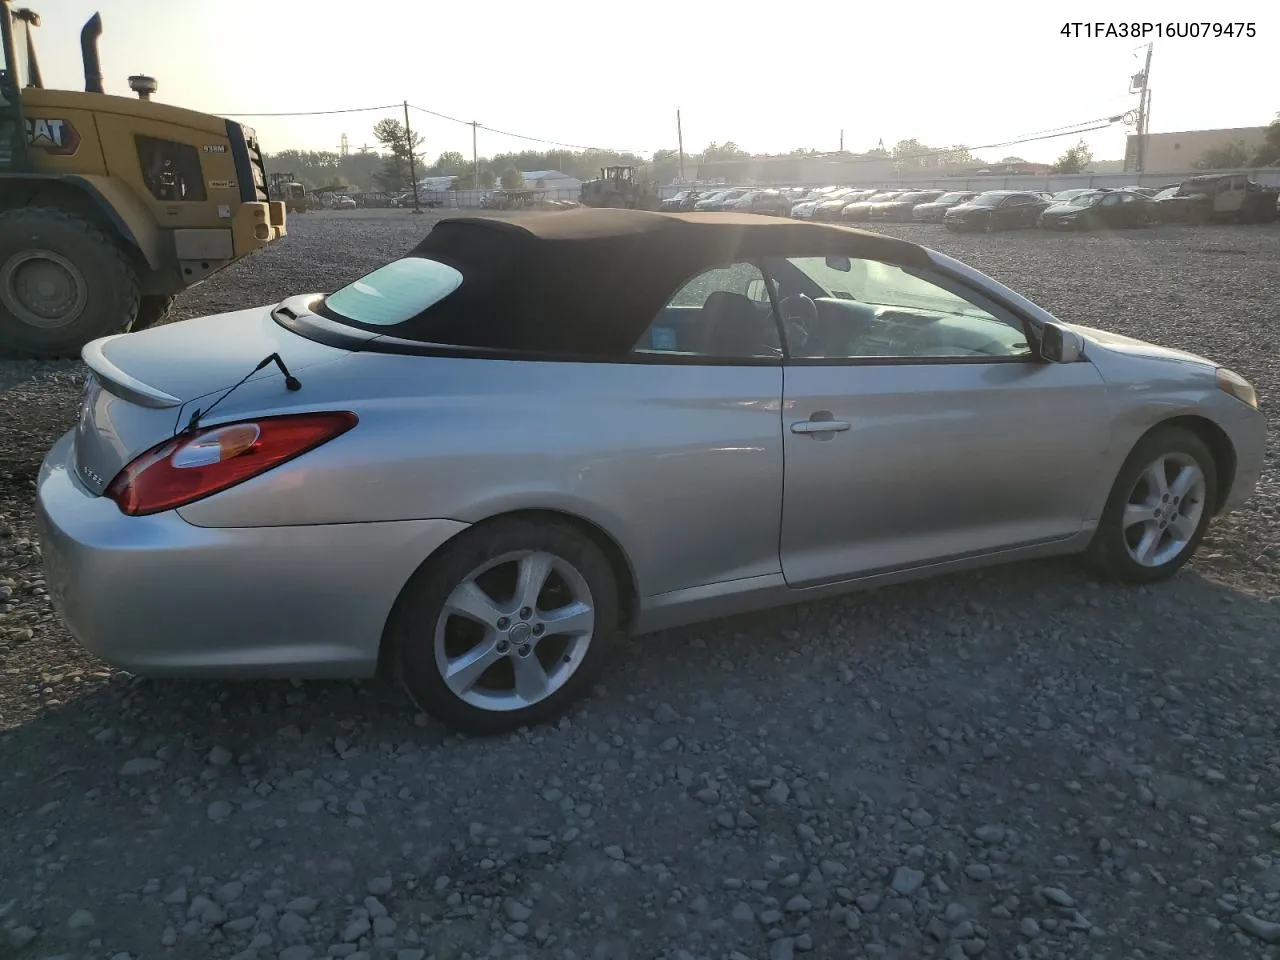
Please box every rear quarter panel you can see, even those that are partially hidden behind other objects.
[174,355,786,599]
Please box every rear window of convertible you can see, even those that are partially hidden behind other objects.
[323,257,463,326]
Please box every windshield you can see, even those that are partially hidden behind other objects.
[1155,187,1178,200]
[865,193,897,202]
[786,256,997,320]
[967,193,1005,207]
[1067,192,1101,207]
[936,192,969,203]
[893,193,929,202]
[323,257,463,326]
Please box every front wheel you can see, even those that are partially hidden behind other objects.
[129,294,175,332]
[390,517,622,734]
[1083,426,1217,583]
[0,207,139,358]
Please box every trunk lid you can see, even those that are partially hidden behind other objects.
[73,296,366,496]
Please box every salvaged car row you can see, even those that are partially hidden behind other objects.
[660,173,1280,230]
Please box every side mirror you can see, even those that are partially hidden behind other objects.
[1039,322,1085,363]
[824,255,852,272]
[746,278,769,302]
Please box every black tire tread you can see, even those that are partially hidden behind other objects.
[389,517,622,735]
[129,294,176,333]
[0,206,140,359]
[1083,425,1218,584]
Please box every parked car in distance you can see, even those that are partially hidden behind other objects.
[694,189,747,211]
[912,191,977,222]
[1050,189,1095,204]
[1039,189,1155,230]
[728,189,793,217]
[842,191,903,222]
[870,190,945,222]
[660,189,701,211]
[1151,174,1280,224]
[812,188,867,221]
[944,191,1053,232]
[1122,186,1160,198]
[38,208,1265,734]
[790,187,843,219]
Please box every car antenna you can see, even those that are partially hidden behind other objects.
[181,353,302,435]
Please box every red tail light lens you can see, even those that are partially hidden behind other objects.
[106,411,358,516]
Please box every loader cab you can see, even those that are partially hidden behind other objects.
[0,0,33,170]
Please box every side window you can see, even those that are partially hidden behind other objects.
[633,263,782,360]
[770,256,1032,362]
[135,136,207,202]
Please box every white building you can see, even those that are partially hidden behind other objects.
[520,170,583,195]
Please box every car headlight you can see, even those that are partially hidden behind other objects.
[1216,368,1258,408]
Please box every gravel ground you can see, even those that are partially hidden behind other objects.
[3,211,1280,960]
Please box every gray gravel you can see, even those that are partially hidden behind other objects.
[3,210,1280,959]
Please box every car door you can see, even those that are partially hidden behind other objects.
[765,254,1111,586]
[1097,193,1123,226]
[628,261,786,595]
[993,195,1019,228]
[1009,194,1039,227]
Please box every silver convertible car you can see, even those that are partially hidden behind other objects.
[37,210,1264,733]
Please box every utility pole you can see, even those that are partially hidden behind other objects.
[840,129,844,152]
[403,101,422,213]
[676,108,685,183]
[1133,43,1153,173]
[470,120,480,195]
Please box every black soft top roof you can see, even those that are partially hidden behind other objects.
[366,209,931,357]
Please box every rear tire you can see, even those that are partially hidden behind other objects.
[1082,426,1217,584]
[0,207,139,359]
[389,517,622,735]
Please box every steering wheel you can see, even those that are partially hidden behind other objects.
[778,294,818,352]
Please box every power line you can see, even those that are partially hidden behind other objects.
[406,103,651,155]
[215,104,403,117]
[211,101,1120,165]
[809,116,1125,169]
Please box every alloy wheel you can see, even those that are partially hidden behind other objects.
[1122,453,1206,567]
[433,550,596,712]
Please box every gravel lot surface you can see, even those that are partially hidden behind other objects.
[3,211,1280,960]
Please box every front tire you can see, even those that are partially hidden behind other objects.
[1083,426,1217,583]
[0,207,139,359]
[390,517,622,734]
[129,294,175,332]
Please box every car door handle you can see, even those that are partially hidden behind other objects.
[791,419,851,434]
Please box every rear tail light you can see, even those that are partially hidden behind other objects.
[105,411,358,516]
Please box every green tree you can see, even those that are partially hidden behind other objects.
[1195,140,1251,170]
[500,168,524,189]
[1251,112,1280,166]
[429,151,468,176]
[1051,139,1093,174]
[372,117,425,192]
[701,141,750,161]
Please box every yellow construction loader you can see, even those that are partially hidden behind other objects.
[0,1,286,358]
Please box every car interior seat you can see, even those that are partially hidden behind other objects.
[702,291,780,358]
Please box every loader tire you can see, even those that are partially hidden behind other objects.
[0,207,140,359]
[129,295,175,332]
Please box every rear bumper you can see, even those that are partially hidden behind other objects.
[36,430,469,679]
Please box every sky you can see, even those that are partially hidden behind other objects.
[25,0,1278,167]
